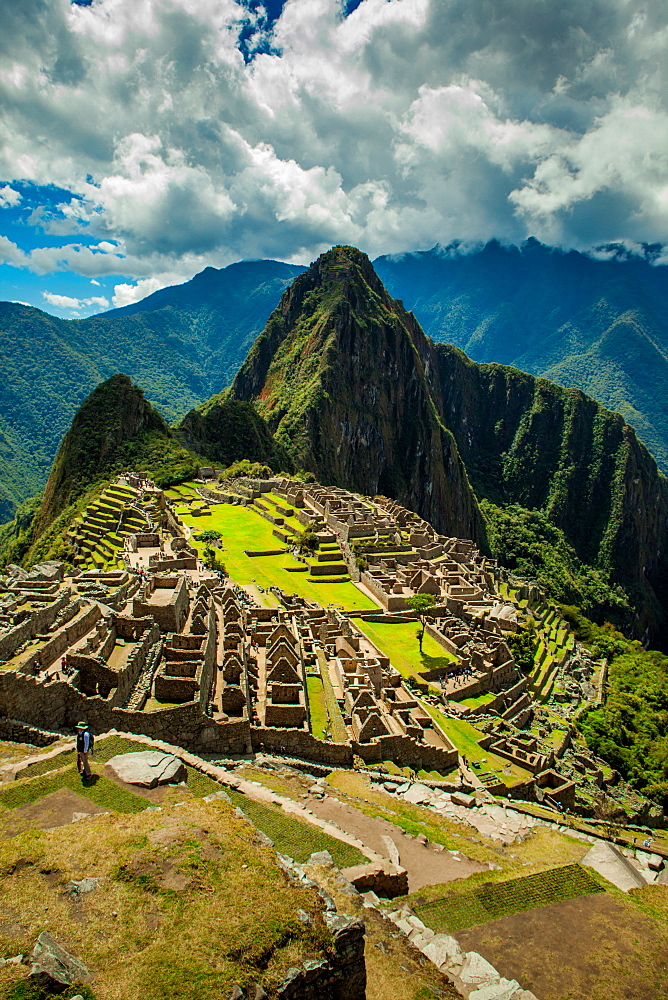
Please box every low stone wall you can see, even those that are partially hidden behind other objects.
[251,726,353,765]
[0,717,59,747]
[353,733,458,772]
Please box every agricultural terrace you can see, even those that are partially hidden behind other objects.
[178,503,377,611]
[356,618,456,687]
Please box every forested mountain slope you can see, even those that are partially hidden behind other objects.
[0,261,303,521]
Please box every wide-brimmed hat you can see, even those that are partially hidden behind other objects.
[75,721,88,730]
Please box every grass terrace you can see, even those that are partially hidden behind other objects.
[356,619,456,686]
[179,503,377,610]
[422,707,532,786]
[410,864,603,934]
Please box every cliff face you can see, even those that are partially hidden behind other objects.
[433,347,668,610]
[227,246,484,542]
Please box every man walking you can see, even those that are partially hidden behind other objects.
[75,721,93,780]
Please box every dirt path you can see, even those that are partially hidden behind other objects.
[307,795,486,891]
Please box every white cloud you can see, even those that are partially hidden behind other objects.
[42,291,109,313]
[111,276,170,308]
[1,0,668,276]
[0,184,21,208]
[42,291,84,311]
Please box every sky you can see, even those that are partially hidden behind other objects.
[1,0,667,318]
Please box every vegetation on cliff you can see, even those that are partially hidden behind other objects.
[565,610,668,808]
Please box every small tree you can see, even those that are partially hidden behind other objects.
[406,593,436,653]
[296,528,319,555]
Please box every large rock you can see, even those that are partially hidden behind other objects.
[581,841,647,892]
[106,751,187,788]
[403,783,433,805]
[342,862,409,898]
[29,931,89,990]
[459,951,500,984]
[469,980,522,1000]
[422,933,463,968]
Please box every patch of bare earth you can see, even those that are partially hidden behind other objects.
[457,889,668,1000]
[307,795,485,891]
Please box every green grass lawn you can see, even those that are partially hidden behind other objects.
[226,789,365,867]
[422,707,532,785]
[0,765,148,814]
[307,675,328,739]
[356,619,456,684]
[179,505,376,610]
[459,691,497,708]
[413,864,603,933]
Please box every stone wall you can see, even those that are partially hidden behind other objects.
[0,589,73,661]
[0,717,59,747]
[251,726,353,765]
[353,733,458,772]
[0,670,251,755]
[275,913,366,1000]
[25,604,101,672]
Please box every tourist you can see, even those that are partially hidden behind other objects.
[76,721,94,780]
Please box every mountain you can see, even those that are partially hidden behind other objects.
[0,374,201,568]
[0,260,304,521]
[181,246,668,638]
[181,247,484,544]
[374,239,668,471]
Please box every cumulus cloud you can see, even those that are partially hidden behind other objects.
[0,184,21,207]
[42,290,110,312]
[112,276,171,308]
[1,0,667,280]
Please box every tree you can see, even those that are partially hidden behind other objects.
[406,593,436,653]
[296,528,319,555]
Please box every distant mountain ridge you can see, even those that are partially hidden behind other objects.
[0,260,303,520]
[2,237,667,523]
[374,239,668,471]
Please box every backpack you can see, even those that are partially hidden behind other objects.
[76,730,94,753]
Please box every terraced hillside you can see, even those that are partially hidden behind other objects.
[66,484,156,571]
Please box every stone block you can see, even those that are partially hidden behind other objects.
[459,951,500,984]
[422,933,463,968]
[451,791,476,808]
[342,862,408,898]
[106,751,187,788]
[469,980,522,1000]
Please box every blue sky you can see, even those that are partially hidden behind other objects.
[1,0,667,318]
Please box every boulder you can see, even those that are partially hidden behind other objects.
[459,951,500,984]
[403,783,433,805]
[106,751,187,789]
[469,980,521,1000]
[451,791,476,808]
[65,877,99,900]
[422,933,463,968]
[29,932,89,990]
